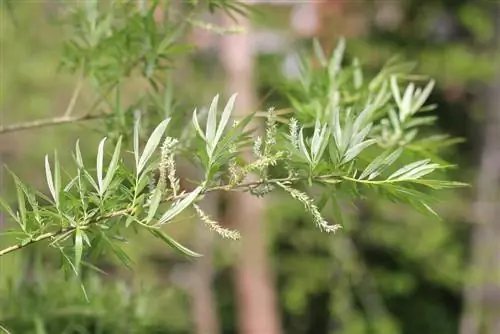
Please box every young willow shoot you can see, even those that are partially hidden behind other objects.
[0,39,466,279]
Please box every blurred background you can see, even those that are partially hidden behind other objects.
[0,0,499,333]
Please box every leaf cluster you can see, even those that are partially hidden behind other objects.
[0,20,466,283]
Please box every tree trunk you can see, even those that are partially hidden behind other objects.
[460,6,500,334]
[219,12,283,334]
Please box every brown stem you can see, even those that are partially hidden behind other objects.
[0,56,144,135]
[0,114,108,134]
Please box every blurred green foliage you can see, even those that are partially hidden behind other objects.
[0,0,494,334]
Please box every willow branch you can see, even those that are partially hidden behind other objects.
[0,114,109,134]
[0,175,338,257]
[0,57,144,135]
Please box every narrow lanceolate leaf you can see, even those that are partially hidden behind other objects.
[350,123,372,147]
[133,116,141,168]
[342,139,376,164]
[157,186,203,225]
[421,202,441,219]
[331,105,342,150]
[359,148,403,180]
[0,322,12,334]
[390,76,402,107]
[11,174,42,225]
[329,37,345,78]
[102,136,122,194]
[213,94,237,151]
[387,159,430,180]
[83,169,99,193]
[310,119,324,157]
[96,137,107,195]
[312,126,329,165]
[206,94,220,145]
[146,188,162,224]
[372,80,390,110]
[352,103,373,135]
[75,140,84,168]
[298,128,312,164]
[340,108,354,153]
[54,151,61,205]
[0,197,20,224]
[74,227,83,274]
[13,176,26,230]
[149,229,202,257]
[64,176,78,192]
[330,191,347,227]
[313,39,327,67]
[400,83,415,121]
[138,118,171,175]
[411,179,468,189]
[397,163,440,180]
[44,155,57,205]
[192,109,206,141]
[388,108,401,133]
[412,80,435,114]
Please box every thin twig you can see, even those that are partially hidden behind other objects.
[0,114,108,134]
[63,68,85,117]
[0,57,144,135]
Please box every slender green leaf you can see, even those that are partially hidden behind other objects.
[400,83,415,120]
[0,197,19,224]
[134,115,141,168]
[146,188,162,224]
[103,233,134,270]
[33,315,47,334]
[388,108,400,132]
[74,227,83,274]
[213,93,237,151]
[8,171,27,230]
[0,323,12,334]
[330,191,347,227]
[75,140,84,168]
[138,118,170,175]
[298,128,312,164]
[421,201,441,219]
[54,151,61,205]
[342,139,376,164]
[83,169,99,193]
[206,94,220,145]
[411,179,468,189]
[412,80,435,114]
[359,148,403,180]
[329,37,345,78]
[396,163,440,180]
[372,80,390,109]
[102,136,122,194]
[331,105,342,150]
[64,176,78,192]
[149,229,202,257]
[192,108,206,141]
[157,186,203,225]
[44,155,57,205]
[388,159,430,180]
[390,76,402,106]
[313,39,327,67]
[96,137,107,195]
